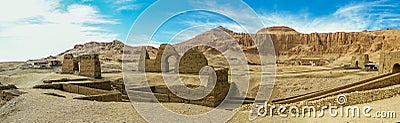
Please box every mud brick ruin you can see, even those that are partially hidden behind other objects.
[351,54,370,69]
[139,44,180,72]
[62,54,102,78]
[130,67,230,107]
[179,49,208,74]
[379,51,400,74]
[135,44,231,107]
[34,78,122,102]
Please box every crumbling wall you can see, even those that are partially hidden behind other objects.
[61,54,75,74]
[179,49,208,74]
[79,54,101,78]
[139,44,180,72]
[34,83,121,102]
[379,51,400,74]
[61,54,102,78]
[351,54,369,69]
[129,68,230,107]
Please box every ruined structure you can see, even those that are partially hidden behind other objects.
[129,67,230,107]
[179,49,208,74]
[62,54,102,78]
[134,44,232,107]
[287,57,330,66]
[34,78,122,102]
[25,59,61,69]
[351,54,370,69]
[379,51,400,74]
[139,44,180,72]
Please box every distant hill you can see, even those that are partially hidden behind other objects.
[53,26,400,67]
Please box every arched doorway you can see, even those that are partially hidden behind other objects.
[167,55,178,72]
[355,61,359,68]
[392,63,400,73]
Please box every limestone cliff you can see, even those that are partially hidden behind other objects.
[175,26,400,64]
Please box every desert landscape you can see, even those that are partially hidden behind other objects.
[1,26,400,122]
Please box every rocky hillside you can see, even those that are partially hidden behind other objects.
[53,26,400,67]
[175,26,400,64]
[57,40,125,61]
[55,40,126,71]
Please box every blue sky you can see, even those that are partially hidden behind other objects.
[0,0,399,61]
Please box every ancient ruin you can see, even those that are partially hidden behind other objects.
[34,78,122,102]
[379,51,400,74]
[129,67,230,107]
[285,57,330,66]
[62,54,102,78]
[134,44,232,107]
[139,44,180,72]
[25,58,61,69]
[351,54,370,69]
[179,49,208,74]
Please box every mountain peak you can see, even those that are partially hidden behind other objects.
[257,26,299,34]
[216,26,234,33]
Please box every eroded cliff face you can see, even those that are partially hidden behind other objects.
[248,27,399,57]
[174,26,400,64]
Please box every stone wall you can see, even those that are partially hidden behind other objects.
[79,54,101,78]
[179,49,208,74]
[351,54,369,69]
[128,68,230,107]
[34,83,121,102]
[379,51,400,74]
[61,54,75,74]
[139,44,180,72]
[61,54,102,78]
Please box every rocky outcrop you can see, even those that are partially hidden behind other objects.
[257,26,299,34]
[54,26,400,67]
[175,26,400,64]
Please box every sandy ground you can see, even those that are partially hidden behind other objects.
[0,62,399,122]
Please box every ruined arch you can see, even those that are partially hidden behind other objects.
[355,61,359,68]
[158,44,180,72]
[393,63,400,73]
[351,54,369,69]
[138,44,180,72]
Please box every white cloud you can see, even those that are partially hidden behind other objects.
[180,0,399,34]
[0,0,118,61]
[260,0,400,33]
[107,0,143,12]
[116,4,142,11]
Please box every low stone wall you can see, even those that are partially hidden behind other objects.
[128,68,230,107]
[43,78,89,83]
[42,78,112,90]
[34,83,121,102]
[74,92,122,102]
[69,81,112,90]
[62,84,111,96]
[0,85,17,90]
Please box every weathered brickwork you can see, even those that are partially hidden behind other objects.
[379,51,400,74]
[62,54,101,78]
[351,54,369,69]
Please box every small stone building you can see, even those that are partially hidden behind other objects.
[62,54,102,78]
[379,51,400,74]
[351,54,370,69]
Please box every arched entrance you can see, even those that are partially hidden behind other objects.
[167,55,178,72]
[355,61,359,68]
[392,63,400,73]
